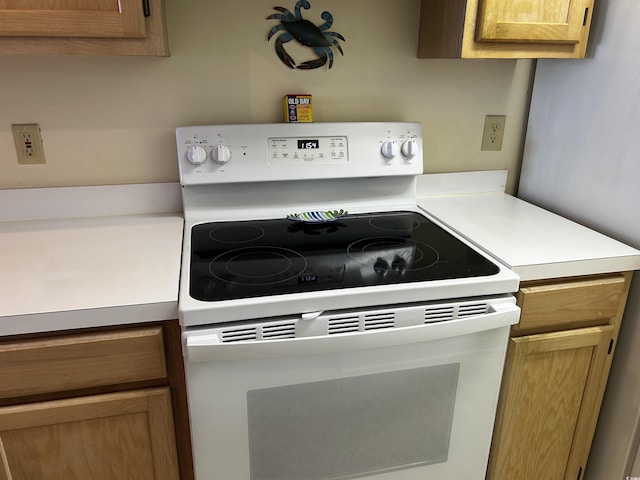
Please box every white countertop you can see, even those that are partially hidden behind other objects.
[417,172,640,281]
[4,173,640,337]
[0,183,184,337]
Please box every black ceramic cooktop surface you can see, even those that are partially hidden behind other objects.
[189,211,499,302]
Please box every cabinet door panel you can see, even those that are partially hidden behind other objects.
[0,0,168,55]
[0,388,178,480]
[0,0,145,38]
[477,0,588,43]
[487,326,613,480]
[0,1,115,9]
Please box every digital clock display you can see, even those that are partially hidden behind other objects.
[297,139,320,149]
[298,273,318,284]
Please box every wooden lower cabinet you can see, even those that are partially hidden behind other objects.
[487,273,633,480]
[488,327,613,480]
[0,388,178,480]
[0,321,193,480]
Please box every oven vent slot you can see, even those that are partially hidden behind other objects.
[261,322,297,340]
[424,306,455,323]
[328,315,361,334]
[220,327,258,343]
[327,312,396,334]
[423,302,490,323]
[364,312,395,331]
[219,321,297,343]
[458,303,489,318]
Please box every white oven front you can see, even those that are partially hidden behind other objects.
[183,295,519,480]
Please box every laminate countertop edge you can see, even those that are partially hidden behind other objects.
[0,183,184,337]
[417,188,640,282]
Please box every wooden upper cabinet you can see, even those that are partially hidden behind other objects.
[417,0,595,58]
[476,0,588,44]
[0,0,168,56]
[0,0,146,38]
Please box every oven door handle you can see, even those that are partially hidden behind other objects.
[184,299,520,362]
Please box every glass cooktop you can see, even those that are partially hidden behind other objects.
[189,211,499,302]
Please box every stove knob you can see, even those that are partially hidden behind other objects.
[401,139,419,159]
[212,145,232,164]
[380,140,398,160]
[186,145,207,165]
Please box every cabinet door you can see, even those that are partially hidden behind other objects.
[487,326,613,480]
[0,388,179,480]
[0,0,167,55]
[0,0,146,38]
[418,0,594,58]
[476,0,590,44]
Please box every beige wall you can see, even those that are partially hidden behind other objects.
[0,0,533,193]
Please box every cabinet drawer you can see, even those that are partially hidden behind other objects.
[515,274,626,333]
[0,327,166,399]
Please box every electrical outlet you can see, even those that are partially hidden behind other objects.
[481,115,506,151]
[12,124,46,165]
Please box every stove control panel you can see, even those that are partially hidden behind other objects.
[176,122,423,185]
[267,136,348,165]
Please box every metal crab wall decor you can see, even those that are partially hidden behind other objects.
[267,0,345,70]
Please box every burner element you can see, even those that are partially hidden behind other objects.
[209,225,266,243]
[347,237,439,272]
[210,246,307,286]
[368,214,421,232]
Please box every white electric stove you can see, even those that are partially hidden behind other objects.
[176,122,520,480]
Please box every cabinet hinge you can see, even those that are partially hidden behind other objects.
[583,8,589,26]
[608,339,614,354]
[142,0,150,17]
[577,466,583,480]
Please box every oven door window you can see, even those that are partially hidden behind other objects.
[247,364,459,480]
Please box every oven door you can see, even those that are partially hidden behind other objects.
[183,296,519,480]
